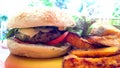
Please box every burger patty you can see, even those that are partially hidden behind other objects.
[29,29,63,43]
[15,26,65,44]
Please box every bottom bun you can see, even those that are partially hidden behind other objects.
[7,39,71,58]
[63,54,120,68]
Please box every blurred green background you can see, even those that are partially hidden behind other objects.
[0,0,120,40]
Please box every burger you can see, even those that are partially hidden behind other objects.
[6,7,76,58]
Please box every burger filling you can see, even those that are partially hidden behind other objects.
[7,26,67,44]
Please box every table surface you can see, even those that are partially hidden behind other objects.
[0,41,10,68]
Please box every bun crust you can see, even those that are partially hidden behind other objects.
[7,39,71,58]
[7,7,76,30]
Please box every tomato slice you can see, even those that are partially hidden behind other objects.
[47,32,69,45]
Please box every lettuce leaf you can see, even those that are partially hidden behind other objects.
[67,16,96,37]
[110,19,120,29]
[5,28,18,38]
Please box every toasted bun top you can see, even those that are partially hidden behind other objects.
[7,7,76,30]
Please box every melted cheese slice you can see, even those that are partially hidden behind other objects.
[19,28,39,37]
